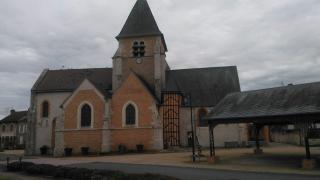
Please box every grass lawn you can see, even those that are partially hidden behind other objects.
[0,176,11,180]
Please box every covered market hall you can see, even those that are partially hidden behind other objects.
[205,82,320,169]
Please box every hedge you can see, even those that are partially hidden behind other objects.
[6,162,179,180]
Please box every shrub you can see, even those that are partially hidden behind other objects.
[38,164,57,176]
[53,166,74,178]
[25,164,42,175]
[65,168,94,180]
[7,162,34,172]
[92,169,125,177]
[7,162,180,180]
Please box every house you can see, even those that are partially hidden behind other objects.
[0,110,28,149]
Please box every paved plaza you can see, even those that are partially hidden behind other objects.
[1,144,320,179]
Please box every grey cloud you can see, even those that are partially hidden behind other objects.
[0,0,320,117]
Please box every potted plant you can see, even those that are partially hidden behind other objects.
[64,147,73,156]
[81,147,89,156]
[40,145,48,155]
[136,144,144,153]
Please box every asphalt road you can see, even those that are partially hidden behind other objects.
[70,162,320,180]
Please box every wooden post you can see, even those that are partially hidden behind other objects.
[304,121,312,160]
[208,124,218,164]
[301,121,316,170]
[254,124,263,154]
[304,137,311,159]
[209,124,215,157]
[6,157,10,170]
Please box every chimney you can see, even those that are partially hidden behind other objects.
[10,109,15,114]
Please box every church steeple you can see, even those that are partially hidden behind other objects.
[112,0,169,98]
[117,0,162,39]
[116,0,167,51]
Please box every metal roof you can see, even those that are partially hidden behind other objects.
[206,82,320,122]
[165,66,241,107]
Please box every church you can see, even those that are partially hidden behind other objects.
[26,0,249,156]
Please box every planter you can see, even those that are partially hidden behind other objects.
[81,147,89,156]
[64,148,73,157]
[136,144,144,153]
[40,146,48,155]
[118,144,127,154]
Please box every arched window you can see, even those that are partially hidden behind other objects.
[42,101,49,118]
[10,125,14,132]
[198,108,208,127]
[2,125,5,132]
[81,104,92,128]
[125,104,136,125]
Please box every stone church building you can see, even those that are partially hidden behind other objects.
[26,0,248,156]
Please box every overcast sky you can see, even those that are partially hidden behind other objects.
[0,0,319,118]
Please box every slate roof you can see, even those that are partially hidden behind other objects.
[116,0,167,51]
[165,66,241,107]
[32,66,241,107]
[206,82,320,121]
[0,111,27,124]
[117,0,162,39]
[32,68,113,97]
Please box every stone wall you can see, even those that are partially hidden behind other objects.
[271,130,302,146]
[33,92,71,155]
[112,36,168,99]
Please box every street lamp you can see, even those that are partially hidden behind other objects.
[184,93,196,162]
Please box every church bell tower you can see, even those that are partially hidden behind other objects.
[112,0,169,99]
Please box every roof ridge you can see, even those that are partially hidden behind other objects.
[169,66,237,72]
[241,81,320,94]
[12,110,28,113]
[47,67,112,71]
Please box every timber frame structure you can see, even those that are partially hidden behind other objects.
[161,91,182,149]
[205,82,320,164]
[208,115,320,159]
